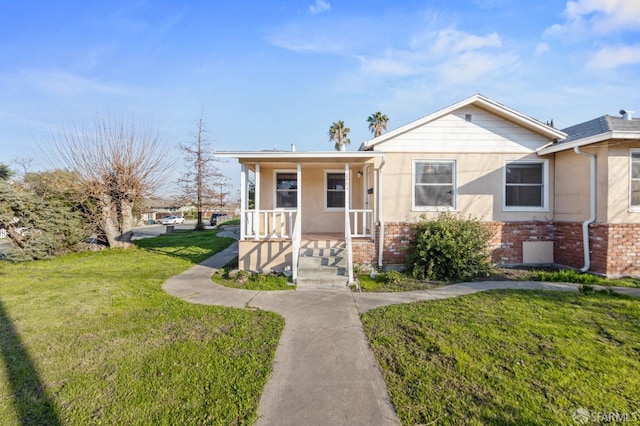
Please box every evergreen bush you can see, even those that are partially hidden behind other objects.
[406,214,492,282]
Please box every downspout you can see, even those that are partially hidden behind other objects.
[574,146,596,272]
[377,156,386,268]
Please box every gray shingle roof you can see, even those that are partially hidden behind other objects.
[561,115,640,143]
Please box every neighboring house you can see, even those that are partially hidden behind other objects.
[538,111,640,276]
[217,94,640,283]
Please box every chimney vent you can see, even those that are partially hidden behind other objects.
[291,144,296,152]
[620,109,634,120]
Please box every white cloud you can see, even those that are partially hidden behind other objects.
[268,31,346,54]
[356,56,414,76]
[547,0,640,35]
[431,29,501,54]
[535,43,550,55]
[309,0,331,15]
[587,44,640,69]
[9,69,131,96]
[436,51,519,85]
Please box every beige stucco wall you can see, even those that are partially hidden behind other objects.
[255,162,369,234]
[606,142,640,223]
[379,151,554,223]
[552,141,640,224]
[239,239,292,273]
[553,149,592,222]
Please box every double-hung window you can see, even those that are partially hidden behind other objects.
[413,161,456,209]
[326,172,345,209]
[504,161,547,210]
[275,172,297,208]
[630,151,640,210]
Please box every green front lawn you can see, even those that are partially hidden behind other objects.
[0,230,283,425]
[361,290,640,425]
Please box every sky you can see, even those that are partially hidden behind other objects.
[1,0,639,195]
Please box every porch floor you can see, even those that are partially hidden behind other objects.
[302,233,344,241]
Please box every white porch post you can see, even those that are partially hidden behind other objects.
[254,163,260,240]
[240,164,246,240]
[296,163,301,222]
[345,163,354,283]
[344,163,350,229]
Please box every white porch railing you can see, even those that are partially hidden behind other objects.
[291,212,302,283]
[243,209,298,239]
[348,209,374,238]
[345,213,354,284]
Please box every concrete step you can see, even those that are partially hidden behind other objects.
[296,276,350,288]
[298,255,346,269]
[300,239,344,250]
[296,238,349,288]
[300,247,345,258]
[298,265,347,277]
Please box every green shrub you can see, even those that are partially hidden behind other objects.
[406,214,492,282]
[382,270,405,286]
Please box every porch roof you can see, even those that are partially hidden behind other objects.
[215,150,385,164]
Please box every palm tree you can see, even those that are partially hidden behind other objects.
[367,111,389,137]
[328,120,351,151]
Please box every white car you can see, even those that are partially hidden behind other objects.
[161,215,185,225]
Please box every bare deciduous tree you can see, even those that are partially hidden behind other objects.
[178,114,230,230]
[46,114,169,248]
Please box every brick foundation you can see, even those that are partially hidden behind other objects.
[373,222,412,266]
[590,224,640,276]
[486,222,555,265]
[554,222,640,276]
[374,221,556,268]
[554,222,585,269]
[351,239,377,267]
[371,220,640,277]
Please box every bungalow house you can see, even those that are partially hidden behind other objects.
[217,94,640,285]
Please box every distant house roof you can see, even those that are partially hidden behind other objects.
[360,93,566,150]
[538,114,640,155]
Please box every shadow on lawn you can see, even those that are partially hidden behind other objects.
[134,229,236,264]
[0,300,61,425]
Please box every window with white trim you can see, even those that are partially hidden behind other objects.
[413,161,456,209]
[276,172,297,208]
[326,172,345,209]
[504,162,546,209]
[631,151,640,209]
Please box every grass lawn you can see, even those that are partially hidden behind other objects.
[361,290,640,425]
[0,230,284,425]
[211,269,294,291]
[486,267,640,288]
[356,271,441,292]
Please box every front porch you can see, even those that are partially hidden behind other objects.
[216,150,385,285]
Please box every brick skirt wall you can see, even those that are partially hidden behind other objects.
[556,222,640,276]
[554,222,585,269]
[599,224,640,276]
[485,222,555,265]
[373,221,555,267]
[369,220,640,277]
[351,239,377,266]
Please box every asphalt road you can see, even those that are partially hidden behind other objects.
[132,220,216,239]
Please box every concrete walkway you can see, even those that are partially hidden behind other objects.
[162,241,640,425]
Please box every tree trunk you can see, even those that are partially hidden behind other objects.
[101,194,133,249]
[119,198,135,245]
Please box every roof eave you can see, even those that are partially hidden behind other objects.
[215,150,385,161]
[537,131,640,155]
